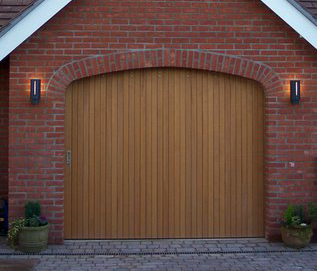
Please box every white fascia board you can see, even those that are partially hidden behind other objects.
[0,0,73,61]
[261,0,317,50]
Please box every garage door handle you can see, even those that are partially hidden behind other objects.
[66,150,72,166]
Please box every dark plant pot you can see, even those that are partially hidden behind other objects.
[281,225,313,249]
[18,224,49,253]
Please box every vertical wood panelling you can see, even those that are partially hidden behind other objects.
[229,76,237,237]
[111,76,118,237]
[88,77,95,239]
[168,69,175,237]
[157,69,164,237]
[202,71,208,237]
[71,81,78,238]
[179,70,186,237]
[213,74,220,237]
[224,75,231,236]
[77,80,84,238]
[134,71,141,237]
[82,79,90,238]
[191,71,197,237]
[94,76,102,239]
[64,84,72,238]
[105,76,112,238]
[207,72,214,237]
[124,72,131,236]
[151,70,158,237]
[145,70,152,237]
[236,77,243,236]
[117,72,124,238]
[140,71,146,238]
[65,68,264,239]
[100,75,106,238]
[162,69,169,237]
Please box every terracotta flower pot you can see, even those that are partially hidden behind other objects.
[281,225,313,249]
[18,224,49,253]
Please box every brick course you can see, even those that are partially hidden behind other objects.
[5,0,317,243]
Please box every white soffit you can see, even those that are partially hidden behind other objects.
[0,0,73,61]
[261,0,317,50]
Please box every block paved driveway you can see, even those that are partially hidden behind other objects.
[0,238,317,270]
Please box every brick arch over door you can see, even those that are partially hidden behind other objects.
[46,49,282,96]
[45,49,283,242]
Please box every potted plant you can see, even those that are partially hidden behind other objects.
[8,201,49,253]
[281,203,317,249]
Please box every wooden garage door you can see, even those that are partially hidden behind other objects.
[65,68,264,239]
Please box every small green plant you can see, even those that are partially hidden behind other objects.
[25,201,41,219]
[25,215,48,227]
[308,202,317,223]
[7,218,27,247]
[28,216,40,227]
[284,205,295,226]
[282,203,317,228]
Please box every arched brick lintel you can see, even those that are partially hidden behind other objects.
[46,49,282,95]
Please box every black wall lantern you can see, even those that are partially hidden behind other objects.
[30,79,41,104]
[290,80,300,104]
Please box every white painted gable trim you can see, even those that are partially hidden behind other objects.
[0,0,73,61]
[261,0,317,50]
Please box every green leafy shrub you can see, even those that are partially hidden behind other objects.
[294,205,305,222]
[7,218,27,247]
[28,216,40,227]
[25,215,48,227]
[284,206,295,225]
[308,202,317,223]
[25,201,41,219]
[282,203,317,228]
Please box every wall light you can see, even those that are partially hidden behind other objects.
[290,80,300,104]
[30,79,41,104]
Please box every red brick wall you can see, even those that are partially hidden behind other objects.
[8,0,317,243]
[0,58,9,200]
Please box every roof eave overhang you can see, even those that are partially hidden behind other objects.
[261,0,317,50]
[0,0,73,61]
